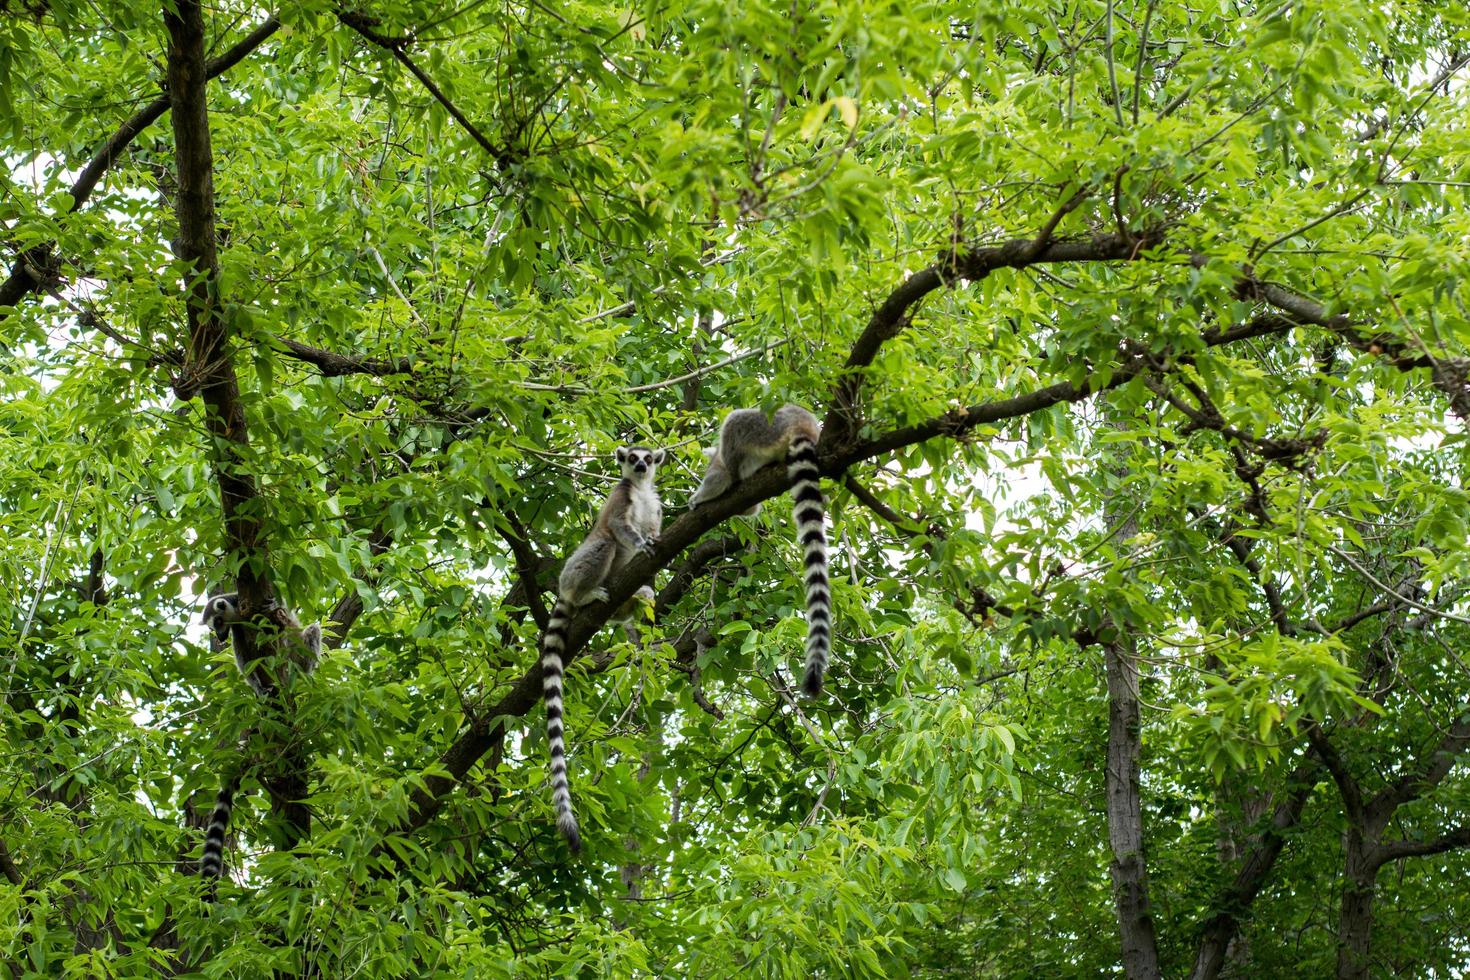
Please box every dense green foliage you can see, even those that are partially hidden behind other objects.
[2,0,1469,975]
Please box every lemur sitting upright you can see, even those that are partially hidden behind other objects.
[689,404,831,696]
[541,446,664,853]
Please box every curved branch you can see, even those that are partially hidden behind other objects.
[1373,825,1470,868]
[823,229,1162,442]
[1307,724,1365,823]
[272,335,415,378]
[0,13,281,315]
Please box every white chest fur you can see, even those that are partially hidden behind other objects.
[627,482,662,536]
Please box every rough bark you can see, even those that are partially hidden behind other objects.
[1100,412,1162,980]
[1336,833,1378,980]
[1105,636,1162,979]
[163,0,308,848]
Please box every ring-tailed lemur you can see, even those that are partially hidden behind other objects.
[197,592,322,889]
[542,446,664,853]
[201,592,322,697]
[688,404,831,695]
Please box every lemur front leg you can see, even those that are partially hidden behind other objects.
[609,512,657,557]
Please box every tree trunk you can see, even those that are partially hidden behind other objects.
[1100,407,1162,980]
[1105,635,1163,980]
[1336,833,1378,980]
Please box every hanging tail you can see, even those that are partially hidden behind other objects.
[200,775,239,896]
[542,598,582,852]
[787,434,830,695]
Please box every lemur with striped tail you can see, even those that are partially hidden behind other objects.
[688,404,831,695]
[541,446,664,853]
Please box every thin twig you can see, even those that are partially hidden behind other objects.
[1327,545,1470,626]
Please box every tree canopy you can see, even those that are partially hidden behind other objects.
[2,0,1469,976]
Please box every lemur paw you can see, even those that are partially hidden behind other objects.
[587,587,610,604]
[639,537,658,556]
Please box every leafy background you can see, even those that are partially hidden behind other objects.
[1,0,1469,975]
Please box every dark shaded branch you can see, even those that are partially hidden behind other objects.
[1327,600,1397,636]
[338,11,514,167]
[1149,378,1325,462]
[843,476,925,535]
[0,13,281,316]
[823,230,1164,442]
[835,314,1296,468]
[1306,725,1365,823]
[1197,512,1294,637]
[272,335,415,378]
[166,0,308,847]
[1370,718,1470,817]
[655,536,743,615]
[669,627,723,720]
[1189,753,1321,979]
[1242,277,1470,418]
[0,837,21,887]
[1373,825,1470,867]
[165,0,272,618]
[496,513,550,632]
[323,526,394,649]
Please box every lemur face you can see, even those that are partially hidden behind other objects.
[201,594,240,641]
[616,446,665,478]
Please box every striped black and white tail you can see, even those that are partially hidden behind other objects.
[541,598,582,853]
[200,776,238,896]
[787,435,831,695]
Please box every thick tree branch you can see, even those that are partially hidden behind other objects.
[835,314,1295,467]
[1373,825,1470,867]
[496,513,551,632]
[823,230,1163,443]
[322,525,394,649]
[844,476,926,535]
[1240,276,1470,418]
[165,1,272,621]
[669,627,724,720]
[1208,517,1295,637]
[272,335,415,378]
[1306,725,1365,823]
[655,536,743,615]
[1149,378,1325,462]
[0,13,281,316]
[1189,752,1321,979]
[165,0,310,848]
[0,836,21,887]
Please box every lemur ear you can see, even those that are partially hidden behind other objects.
[702,446,718,460]
[616,447,628,464]
[652,449,666,466]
